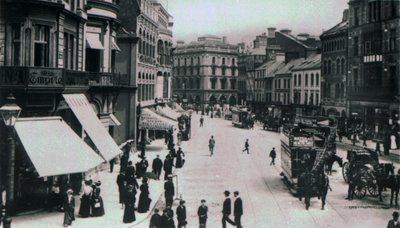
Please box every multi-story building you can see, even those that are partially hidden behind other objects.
[320,10,349,119]
[172,35,239,106]
[292,53,322,115]
[347,0,400,132]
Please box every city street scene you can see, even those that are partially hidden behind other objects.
[0,0,399,227]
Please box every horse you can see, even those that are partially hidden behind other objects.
[375,163,399,206]
[324,154,343,175]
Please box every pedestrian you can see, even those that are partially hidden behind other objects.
[63,189,75,227]
[161,207,175,228]
[200,115,204,127]
[136,156,149,179]
[269,148,276,165]
[209,136,215,156]
[126,161,136,182]
[318,172,331,210]
[242,139,249,154]
[176,147,185,168]
[120,153,129,173]
[164,178,175,207]
[78,180,93,218]
[222,190,236,228]
[150,208,162,228]
[233,191,243,228]
[387,211,400,228]
[362,132,367,147]
[117,172,126,208]
[163,155,174,180]
[346,165,356,200]
[198,199,208,228]
[91,187,105,217]
[123,185,136,223]
[152,155,163,180]
[138,178,152,213]
[109,157,116,173]
[376,141,382,156]
[176,200,187,228]
[177,131,182,146]
[49,181,61,212]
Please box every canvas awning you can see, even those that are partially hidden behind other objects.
[156,106,179,121]
[86,33,104,50]
[63,94,122,161]
[111,38,121,52]
[15,117,104,177]
[139,108,175,130]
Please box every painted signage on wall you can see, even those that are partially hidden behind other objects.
[28,69,63,87]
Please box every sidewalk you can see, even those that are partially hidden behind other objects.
[12,139,181,228]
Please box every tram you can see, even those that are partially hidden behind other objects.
[231,106,250,128]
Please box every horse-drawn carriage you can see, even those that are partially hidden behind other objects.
[263,116,280,132]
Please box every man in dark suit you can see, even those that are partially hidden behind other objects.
[233,191,243,228]
[164,178,175,207]
[176,200,187,228]
[149,208,161,228]
[197,199,208,228]
[387,211,400,228]
[152,155,163,180]
[222,190,235,228]
[163,155,173,180]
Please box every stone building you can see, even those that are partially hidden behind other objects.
[172,35,239,106]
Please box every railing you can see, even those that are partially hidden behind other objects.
[347,86,395,101]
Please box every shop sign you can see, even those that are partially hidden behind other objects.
[139,111,172,130]
[28,69,63,87]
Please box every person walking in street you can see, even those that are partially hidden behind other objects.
[164,178,175,207]
[200,115,204,127]
[176,200,187,228]
[138,178,151,213]
[269,148,276,165]
[222,190,236,228]
[79,180,93,218]
[123,185,136,223]
[209,136,215,156]
[49,181,62,212]
[233,191,243,228]
[242,139,249,154]
[126,161,136,182]
[318,172,331,210]
[163,155,174,180]
[136,156,149,179]
[116,172,127,209]
[387,211,400,228]
[161,206,175,228]
[176,147,185,168]
[63,189,75,227]
[91,187,105,217]
[152,155,163,180]
[346,164,356,200]
[150,208,161,228]
[198,199,208,228]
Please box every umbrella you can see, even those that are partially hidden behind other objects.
[142,171,158,180]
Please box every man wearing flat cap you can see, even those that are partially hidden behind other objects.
[234,191,243,228]
[222,190,236,228]
[388,211,400,228]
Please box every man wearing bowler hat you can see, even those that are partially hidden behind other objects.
[387,211,400,228]
[233,191,243,228]
[222,190,236,227]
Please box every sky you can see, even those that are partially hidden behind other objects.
[161,0,348,45]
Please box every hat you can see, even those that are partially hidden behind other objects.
[128,161,133,165]
[234,191,239,195]
[95,180,101,186]
[393,211,399,217]
[224,190,230,196]
[201,199,206,203]
[66,189,74,194]
[180,200,185,205]
[154,208,159,213]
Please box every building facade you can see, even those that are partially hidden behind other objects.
[172,35,239,106]
[347,0,400,132]
[320,10,349,119]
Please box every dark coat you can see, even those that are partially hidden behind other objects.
[63,195,75,226]
[176,205,187,221]
[163,158,173,173]
[223,198,231,215]
[149,213,161,228]
[197,205,208,219]
[387,220,400,228]
[152,158,163,171]
[123,189,136,223]
[164,181,175,197]
[269,149,276,158]
[234,197,243,216]
[126,165,135,179]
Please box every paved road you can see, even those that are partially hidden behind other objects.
[143,113,398,228]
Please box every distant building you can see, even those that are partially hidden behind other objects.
[172,35,239,106]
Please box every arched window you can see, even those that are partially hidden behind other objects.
[323,61,327,75]
[138,72,141,79]
[222,58,225,65]
[191,57,193,65]
[336,58,340,74]
[316,73,319,86]
[341,58,345,74]
[311,73,314,86]
[232,58,235,65]
[212,57,215,64]
[328,60,331,74]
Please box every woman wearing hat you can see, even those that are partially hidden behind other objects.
[63,189,75,227]
[91,186,105,217]
[175,147,185,169]
[137,178,151,213]
[78,180,93,218]
[123,185,136,223]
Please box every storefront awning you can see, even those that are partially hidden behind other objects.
[111,38,121,52]
[15,117,104,177]
[139,108,175,130]
[156,105,179,121]
[63,94,122,161]
[86,33,104,50]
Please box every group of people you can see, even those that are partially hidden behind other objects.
[222,190,243,228]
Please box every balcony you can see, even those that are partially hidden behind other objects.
[0,66,130,90]
[347,86,395,101]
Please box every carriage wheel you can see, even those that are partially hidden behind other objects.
[354,184,367,199]
[367,184,379,197]
[342,162,350,183]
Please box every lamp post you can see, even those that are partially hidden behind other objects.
[0,93,22,228]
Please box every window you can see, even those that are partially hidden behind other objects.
[294,74,297,86]
[304,92,308,104]
[323,61,327,74]
[212,57,215,64]
[196,78,201,89]
[368,1,381,22]
[63,32,75,69]
[316,73,319,86]
[298,74,301,86]
[341,59,345,74]
[311,73,314,86]
[353,69,358,86]
[178,59,180,66]
[222,58,225,65]
[305,74,308,86]
[11,23,21,66]
[221,79,226,90]
[316,93,319,106]
[191,57,193,65]
[327,60,331,74]
[184,58,187,65]
[230,79,236,89]
[336,59,340,74]
[365,41,371,54]
[210,78,217,89]
[212,67,216,75]
[232,58,235,65]
[34,25,50,67]
[222,67,226,76]
[232,68,236,76]
[390,29,397,51]
[354,36,359,56]
[354,7,360,26]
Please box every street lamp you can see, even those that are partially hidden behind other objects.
[0,93,21,228]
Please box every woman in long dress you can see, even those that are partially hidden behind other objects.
[78,180,93,218]
[137,178,151,213]
[175,147,185,168]
[91,188,105,217]
[123,185,136,223]
[63,189,75,227]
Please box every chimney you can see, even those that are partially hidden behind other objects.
[342,9,349,22]
[267,27,276,38]
[222,36,227,43]
[280,29,292,35]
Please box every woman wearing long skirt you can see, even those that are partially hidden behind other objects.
[175,147,185,168]
[78,180,93,218]
[123,185,136,223]
[91,188,105,217]
[137,178,151,213]
[63,189,75,227]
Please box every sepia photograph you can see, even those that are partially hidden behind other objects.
[0,0,399,227]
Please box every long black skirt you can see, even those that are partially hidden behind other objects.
[123,203,136,223]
